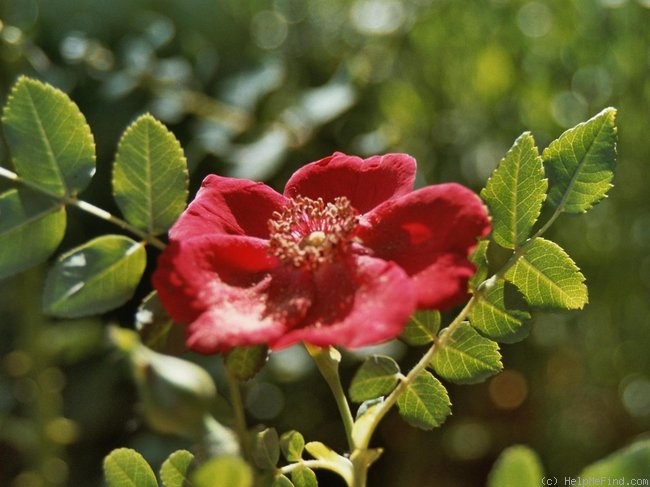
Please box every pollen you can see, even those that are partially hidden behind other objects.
[268,196,359,269]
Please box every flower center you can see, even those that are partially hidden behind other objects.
[268,195,359,269]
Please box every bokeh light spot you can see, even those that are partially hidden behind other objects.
[245,382,285,420]
[350,0,405,35]
[252,10,288,50]
[621,375,650,418]
[489,369,529,410]
[443,421,492,460]
[517,2,553,38]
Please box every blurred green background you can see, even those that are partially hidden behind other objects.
[1,0,649,486]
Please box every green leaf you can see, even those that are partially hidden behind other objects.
[431,322,502,384]
[112,114,188,235]
[487,445,544,487]
[280,430,305,462]
[290,465,318,487]
[253,428,280,470]
[396,370,451,430]
[192,456,252,487]
[103,448,158,487]
[469,239,490,291]
[272,475,295,487]
[543,107,617,213]
[481,132,547,249]
[349,355,400,402]
[504,237,588,309]
[225,345,269,381]
[43,235,146,318]
[2,76,95,197]
[0,188,66,279]
[160,450,194,487]
[470,279,530,342]
[136,291,185,355]
[400,310,441,346]
[581,439,650,477]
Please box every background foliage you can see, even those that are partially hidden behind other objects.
[1,0,649,486]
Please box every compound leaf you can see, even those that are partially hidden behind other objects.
[43,235,146,318]
[280,430,305,462]
[112,114,188,235]
[431,322,502,385]
[253,428,280,470]
[481,132,547,249]
[0,188,66,279]
[581,439,650,478]
[349,355,400,402]
[400,310,440,346]
[225,345,269,381]
[290,465,318,487]
[103,448,157,487]
[2,76,95,197]
[504,238,587,309]
[192,456,252,487]
[160,449,194,487]
[543,107,617,214]
[470,279,530,342]
[487,445,544,487]
[396,370,451,430]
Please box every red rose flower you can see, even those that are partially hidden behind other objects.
[153,153,490,354]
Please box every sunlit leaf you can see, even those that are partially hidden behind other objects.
[272,475,295,487]
[225,345,269,381]
[504,237,587,309]
[396,370,451,430]
[481,132,547,249]
[349,355,400,402]
[487,445,544,487]
[112,114,188,235]
[581,439,650,477]
[43,235,146,318]
[253,428,280,470]
[431,322,502,384]
[400,310,440,346]
[280,430,305,462]
[2,76,95,197]
[160,450,194,487]
[290,465,318,487]
[543,107,617,213]
[470,279,530,342]
[469,239,490,291]
[0,188,66,279]
[192,456,252,487]
[103,448,157,487]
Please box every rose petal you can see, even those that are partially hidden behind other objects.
[169,174,288,240]
[270,255,417,350]
[358,183,490,309]
[284,152,416,213]
[153,235,277,324]
[153,235,315,354]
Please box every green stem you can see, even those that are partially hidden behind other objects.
[280,459,348,477]
[306,345,356,452]
[225,368,252,461]
[352,297,477,452]
[0,166,167,250]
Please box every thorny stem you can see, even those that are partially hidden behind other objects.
[0,166,167,250]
